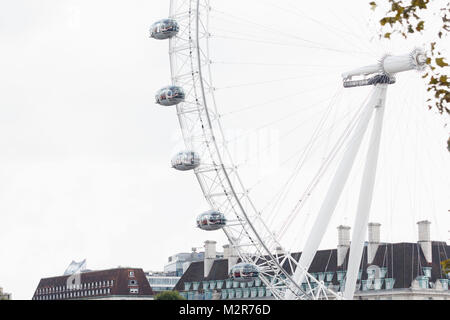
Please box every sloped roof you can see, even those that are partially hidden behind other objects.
[174,241,450,291]
[34,267,154,298]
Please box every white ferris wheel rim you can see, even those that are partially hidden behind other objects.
[167,0,342,300]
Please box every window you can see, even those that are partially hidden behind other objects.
[129,271,135,277]
[422,267,432,278]
[129,279,138,286]
[129,288,139,294]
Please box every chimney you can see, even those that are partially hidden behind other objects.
[367,222,381,264]
[337,225,351,267]
[223,244,239,273]
[275,246,284,255]
[204,240,217,278]
[223,244,230,260]
[417,220,432,264]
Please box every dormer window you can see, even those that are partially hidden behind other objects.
[385,278,395,290]
[417,276,429,289]
[361,280,369,291]
[325,271,334,282]
[373,279,383,290]
[422,267,432,278]
[317,272,325,282]
[337,270,346,281]
[367,267,376,280]
[438,279,449,290]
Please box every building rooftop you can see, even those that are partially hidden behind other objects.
[33,267,154,300]
[174,241,450,292]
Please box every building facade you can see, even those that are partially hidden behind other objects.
[145,247,224,294]
[174,221,450,300]
[146,271,181,293]
[164,251,206,276]
[32,267,154,300]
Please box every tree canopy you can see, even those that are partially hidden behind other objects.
[154,290,186,300]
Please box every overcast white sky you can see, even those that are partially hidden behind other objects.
[0,0,448,299]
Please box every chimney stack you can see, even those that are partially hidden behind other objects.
[417,220,432,263]
[223,244,239,273]
[367,222,381,264]
[337,225,351,266]
[223,244,230,260]
[204,240,217,277]
[275,246,284,255]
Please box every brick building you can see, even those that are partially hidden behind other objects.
[32,267,154,300]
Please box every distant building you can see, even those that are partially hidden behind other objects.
[146,271,181,293]
[145,245,224,294]
[32,267,154,300]
[0,287,12,300]
[174,221,450,300]
[164,251,206,276]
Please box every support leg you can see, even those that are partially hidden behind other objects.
[286,86,383,299]
[343,85,387,299]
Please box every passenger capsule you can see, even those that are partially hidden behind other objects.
[196,210,226,231]
[150,19,179,40]
[155,86,185,106]
[171,151,200,171]
[229,263,259,282]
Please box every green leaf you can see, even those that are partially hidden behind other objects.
[436,57,449,67]
[416,21,425,31]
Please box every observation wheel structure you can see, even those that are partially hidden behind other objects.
[161,0,338,300]
[151,0,432,300]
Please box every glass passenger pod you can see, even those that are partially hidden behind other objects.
[150,19,179,40]
[171,151,200,171]
[196,210,226,231]
[229,263,259,282]
[155,86,185,106]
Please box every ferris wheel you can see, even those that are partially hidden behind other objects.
[149,0,447,300]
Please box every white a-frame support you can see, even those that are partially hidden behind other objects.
[344,85,387,299]
[287,85,386,298]
[284,50,426,300]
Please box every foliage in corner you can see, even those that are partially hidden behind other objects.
[370,0,450,149]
